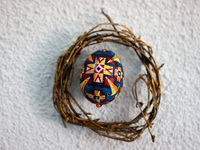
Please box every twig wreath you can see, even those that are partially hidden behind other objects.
[53,10,163,142]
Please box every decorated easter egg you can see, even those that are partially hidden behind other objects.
[80,49,124,108]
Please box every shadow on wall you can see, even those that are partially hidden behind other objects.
[27,24,145,130]
[26,26,76,125]
[68,41,143,122]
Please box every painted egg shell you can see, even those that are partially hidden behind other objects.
[80,49,124,108]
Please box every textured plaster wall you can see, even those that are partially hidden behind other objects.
[0,0,200,150]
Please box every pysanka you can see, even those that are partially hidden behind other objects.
[80,50,124,108]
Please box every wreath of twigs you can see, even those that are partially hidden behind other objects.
[53,11,163,142]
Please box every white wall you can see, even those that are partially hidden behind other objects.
[1,0,200,150]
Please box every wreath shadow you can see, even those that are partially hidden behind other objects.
[69,42,143,122]
[27,25,144,142]
[26,27,77,125]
